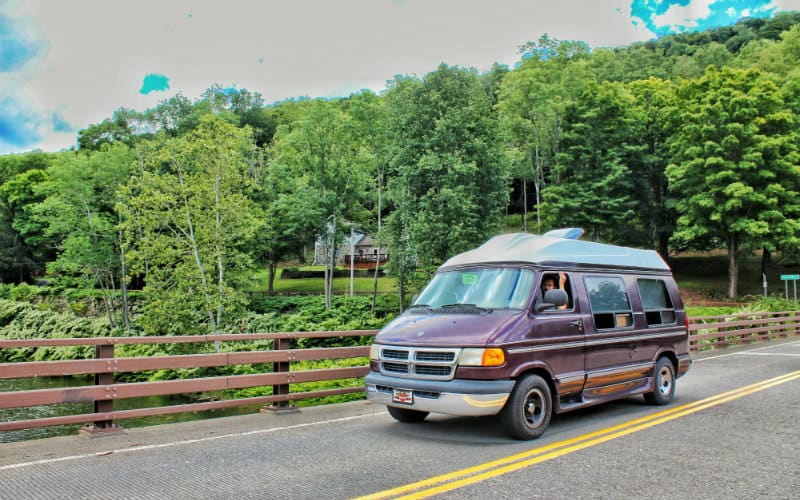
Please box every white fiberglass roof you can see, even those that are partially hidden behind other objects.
[440,232,670,272]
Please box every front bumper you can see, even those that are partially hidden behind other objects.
[364,371,514,417]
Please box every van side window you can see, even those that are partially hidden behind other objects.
[637,279,676,325]
[585,276,632,329]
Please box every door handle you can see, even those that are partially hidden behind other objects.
[570,320,583,329]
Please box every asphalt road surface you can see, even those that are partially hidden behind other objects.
[1,338,798,500]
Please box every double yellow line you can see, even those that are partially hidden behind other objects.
[358,370,800,500]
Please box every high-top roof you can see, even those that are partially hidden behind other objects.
[440,232,670,272]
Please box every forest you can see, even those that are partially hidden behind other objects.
[2,12,800,338]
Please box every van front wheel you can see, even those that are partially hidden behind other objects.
[500,374,552,440]
[644,357,675,405]
[387,406,429,423]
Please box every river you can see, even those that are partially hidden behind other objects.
[0,377,264,443]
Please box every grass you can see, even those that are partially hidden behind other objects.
[246,247,798,308]
[248,266,397,294]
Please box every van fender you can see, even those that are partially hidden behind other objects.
[507,360,563,400]
[509,359,554,381]
[651,348,678,373]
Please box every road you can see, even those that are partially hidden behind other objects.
[1,338,798,499]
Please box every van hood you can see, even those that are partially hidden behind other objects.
[375,311,522,347]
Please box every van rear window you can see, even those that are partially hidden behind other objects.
[637,279,676,325]
[584,276,632,329]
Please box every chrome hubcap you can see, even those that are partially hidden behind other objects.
[657,365,673,396]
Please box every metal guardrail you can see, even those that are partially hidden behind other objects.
[1,311,798,435]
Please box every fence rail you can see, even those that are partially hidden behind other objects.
[0,330,378,433]
[1,311,799,435]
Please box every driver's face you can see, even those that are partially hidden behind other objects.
[543,279,556,290]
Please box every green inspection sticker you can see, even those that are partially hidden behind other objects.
[462,273,478,285]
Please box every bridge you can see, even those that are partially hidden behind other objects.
[1,313,799,498]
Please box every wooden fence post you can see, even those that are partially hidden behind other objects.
[81,343,123,434]
[262,337,299,414]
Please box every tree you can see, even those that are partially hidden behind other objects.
[268,99,369,308]
[0,169,51,283]
[498,60,572,231]
[34,144,134,328]
[122,115,263,334]
[627,78,679,256]
[385,65,510,304]
[343,90,392,313]
[540,81,640,243]
[666,67,800,298]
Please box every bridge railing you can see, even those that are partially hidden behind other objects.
[0,330,377,433]
[687,310,800,351]
[1,310,799,435]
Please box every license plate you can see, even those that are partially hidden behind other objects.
[392,388,413,405]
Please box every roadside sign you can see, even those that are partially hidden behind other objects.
[781,274,798,306]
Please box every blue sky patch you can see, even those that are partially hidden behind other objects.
[631,0,775,36]
[0,14,47,72]
[139,73,171,95]
[0,97,41,152]
[51,111,73,133]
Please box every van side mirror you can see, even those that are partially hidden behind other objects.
[534,289,568,313]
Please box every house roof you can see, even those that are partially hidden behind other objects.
[356,235,375,247]
[440,232,670,272]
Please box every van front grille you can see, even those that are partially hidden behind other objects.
[376,345,460,381]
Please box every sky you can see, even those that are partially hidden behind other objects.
[2,0,800,155]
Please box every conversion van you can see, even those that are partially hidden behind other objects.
[365,229,691,440]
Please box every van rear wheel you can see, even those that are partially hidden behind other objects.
[644,357,675,405]
[500,374,552,440]
[387,406,429,423]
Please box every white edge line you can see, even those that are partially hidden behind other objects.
[694,339,800,361]
[0,413,380,472]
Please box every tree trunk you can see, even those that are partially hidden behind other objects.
[118,228,130,331]
[268,261,277,295]
[760,247,771,279]
[371,169,383,315]
[522,180,528,232]
[658,231,669,263]
[727,234,739,300]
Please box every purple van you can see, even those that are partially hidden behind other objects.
[365,230,691,440]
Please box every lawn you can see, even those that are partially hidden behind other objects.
[248,266,397,294]
[246,249,798,307]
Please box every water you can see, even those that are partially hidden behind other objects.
[0,377,265,443]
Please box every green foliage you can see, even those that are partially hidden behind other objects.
[237,295,397,347]
[122,115,263,335]
[667,67,800,298]
[384,65,510,303]
[0,299,114,363]
[542,81,640,243]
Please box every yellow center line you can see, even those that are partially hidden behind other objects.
[356,370,800,500]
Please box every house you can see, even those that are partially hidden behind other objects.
[313,232,389,265]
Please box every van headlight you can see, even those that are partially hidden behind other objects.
[370,344,381,361]
[458,348,505,367]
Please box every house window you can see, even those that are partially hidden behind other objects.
[585,276,633,330]
[637,279,676,325]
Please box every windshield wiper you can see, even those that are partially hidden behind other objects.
[406,304,432,312]
[438,303,492,314]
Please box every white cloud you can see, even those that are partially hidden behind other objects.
[652,0,715,32]
[6,0,795,155]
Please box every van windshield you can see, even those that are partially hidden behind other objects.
[412,268,535,311]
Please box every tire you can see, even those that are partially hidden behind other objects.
[500,374,552,440]
[387,405,429,423]
[644,357,676,405]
